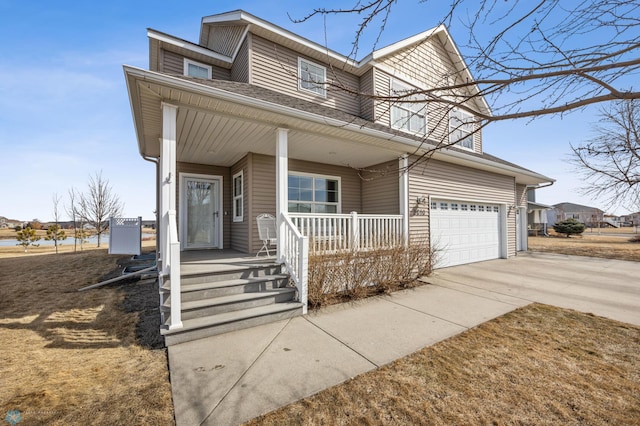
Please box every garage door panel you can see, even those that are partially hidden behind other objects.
[431,199,501,268]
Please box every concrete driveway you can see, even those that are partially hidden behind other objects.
[425,251,640,326]
[168,252,640,425]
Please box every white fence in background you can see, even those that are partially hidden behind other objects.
[108,216,142,255]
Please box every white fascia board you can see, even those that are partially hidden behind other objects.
[124,65,548,183]
[147,29,232,64]
[202,10,359,68]
[122,67,146,157]
[371,26,440,60]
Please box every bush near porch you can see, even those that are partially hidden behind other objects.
[307,237,436,308]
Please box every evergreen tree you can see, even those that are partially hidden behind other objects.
[553,218,586,238]
[15,227,41,252]
[44,224,67,254]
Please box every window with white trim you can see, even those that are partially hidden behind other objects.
[232,171,243,222]
[390,80,427,134]
[298,58,326,97]
[288,173,339,213]
[449,108,474,150]
[184,58,212,79]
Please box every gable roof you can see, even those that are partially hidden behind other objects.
[192,10,491,116]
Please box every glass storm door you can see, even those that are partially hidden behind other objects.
[182,176,220,249]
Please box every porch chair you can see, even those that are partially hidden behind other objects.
[256,213,277,256]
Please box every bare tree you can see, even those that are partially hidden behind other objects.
[79,171,124,247]
[46,193,66,254]
[294,1,640,121]
[66,187,82,252]
[571,100,640,211]
[289,0,640,194]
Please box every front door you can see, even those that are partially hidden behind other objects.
[180,174,222,249]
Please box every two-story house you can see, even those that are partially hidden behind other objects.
[547,202,605,228]
[124,10,553,344]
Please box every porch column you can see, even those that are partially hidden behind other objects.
[160,102,178,272]
[276,128,289,262]
[399,154,409,245]
[161,102,182,330]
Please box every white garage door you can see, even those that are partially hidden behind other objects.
[430,199,501,268]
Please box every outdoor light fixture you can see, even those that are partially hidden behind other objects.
[416,196,428,204]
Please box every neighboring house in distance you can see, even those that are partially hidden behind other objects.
[547,202,605,227]
[526,190,552,236]
[0,216,24,229]
[619,212,640,227]
[124,10,554,342]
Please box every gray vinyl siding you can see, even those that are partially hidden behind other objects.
[375,35,484,154]
[361,160,399,214]
[203,24,247,57]
[408,158,516,256]
[162,50,231,80]
[248,154,276,254]
[149,38,160,72]
[177,162,232,249]
[248,154,364,253]
[231,155,249,253]
[250,35,361,116]
[359,68,375,121]
[231,36,250,83]
[373,68,391,126]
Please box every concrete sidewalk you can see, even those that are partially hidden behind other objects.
[168,252,640,425]
[168,280,528,425]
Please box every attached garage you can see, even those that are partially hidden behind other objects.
[430,199,504,268]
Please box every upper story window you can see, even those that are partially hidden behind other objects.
[184,58,212,79]
[288,172,340,213]
[390,80,427,135]
[449,108,474,150]
[298,58,326,97]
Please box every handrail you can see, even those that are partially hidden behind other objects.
[281,214,309,314]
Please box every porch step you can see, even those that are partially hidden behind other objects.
[161,302,303,346]
[179,264,284,286]
[162,274,291,301]
[163,287,296,320]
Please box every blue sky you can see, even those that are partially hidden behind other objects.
[0,1,626,221]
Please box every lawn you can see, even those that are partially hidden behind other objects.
[247,304,640,425]
[528,230,640,262]
[0,246,173,425]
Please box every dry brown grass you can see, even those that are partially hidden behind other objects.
[0,247,173,424]
[247,304,640,425]
[528,232,640,262]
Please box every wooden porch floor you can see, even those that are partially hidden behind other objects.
[180,249,278,275]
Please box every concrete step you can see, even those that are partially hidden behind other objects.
[163,287,296,320]
[164,274,291,301]
[162,302,303,346]
[179,264,283,286]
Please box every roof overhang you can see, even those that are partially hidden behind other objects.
[124,65,552,184]
[528,201,553,210]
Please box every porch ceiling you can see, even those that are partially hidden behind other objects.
[130,77,405,169]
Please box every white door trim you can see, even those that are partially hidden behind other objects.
[179,173,224,250]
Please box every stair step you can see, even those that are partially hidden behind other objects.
[179,264,283,285]
[162,302,303,345]
[165,274,291,300]
[163,287,296,319]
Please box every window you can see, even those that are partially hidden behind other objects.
[440,202,449,210]
[449,108,474,150]
[461,204,468,211]
[233,171,243,222]
[470,205,477,212]
[184,58,212,79]
[298,58,326,97]
[493,206,499,213]
[288,173,339,213]
[451,203,459,211]
[431,201,438,210]
[390,80,427,134]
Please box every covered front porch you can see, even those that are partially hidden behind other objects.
[124,67,413,334]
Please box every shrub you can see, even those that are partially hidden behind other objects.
[553,218,586,237]
[307,237,437,309]
[629,234,640,243]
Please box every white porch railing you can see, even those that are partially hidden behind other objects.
[161,210,182,329]
[289,212,404,252]
[281,214,309,314]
